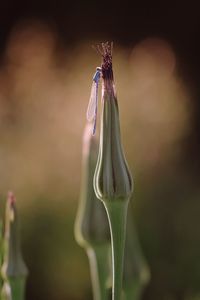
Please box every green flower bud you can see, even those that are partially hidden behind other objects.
[1,192,28,300]
[94,44,133,203]
[75,123,110,247]
[75,124,111,300]
[93,43,133,300]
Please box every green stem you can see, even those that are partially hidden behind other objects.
[123,282,143,300]
[9,278,26,300]
[104,201,128,300]
[0,220,3,292]
[87,245,110,300]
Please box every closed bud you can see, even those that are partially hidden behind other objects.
[94,43,133,203]
[1,192,28,300]
[75,124,111,300]
[75,123,110,247]
[93,43,133,300]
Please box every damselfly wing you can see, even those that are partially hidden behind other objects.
[86,68,101,135]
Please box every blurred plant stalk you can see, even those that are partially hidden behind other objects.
[123,206,150,300]
[0,220,3,292]
[94,43,133,300]
[75,123,111,300]
[1,192,28,300]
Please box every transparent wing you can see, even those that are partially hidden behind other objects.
[87,81,97,122]
[92,93,98,135]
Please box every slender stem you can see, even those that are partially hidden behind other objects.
[87,245,110,300]
[0,220,3,292]
[104,201,128,300]
[123,282,143,300]
[9,278,26,300]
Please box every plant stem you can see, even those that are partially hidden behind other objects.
[1,193,28,300]
[9,278,26,300]
[123,281,143,300]
[87,244,110,300]
[123,208,150,300]
[104,201,128,300]
[0,220,3,291]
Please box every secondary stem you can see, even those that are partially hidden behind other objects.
[104,201,129,300]
[9,279,26,300]
[87,245,110,300]
[123,281,143,300]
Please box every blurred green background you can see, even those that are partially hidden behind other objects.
[0,1,200,299]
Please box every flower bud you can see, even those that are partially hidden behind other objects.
[93,43,134,300]
[75,124,111,300]
[1,192,28,300]
[94,43,133,203]
[75,123,110,247]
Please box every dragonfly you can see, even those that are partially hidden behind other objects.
[86,67,102,135]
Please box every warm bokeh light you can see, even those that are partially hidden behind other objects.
[0,24,192,198]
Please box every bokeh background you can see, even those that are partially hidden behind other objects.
[0,1,200,299]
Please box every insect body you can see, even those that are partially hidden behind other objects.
[86,67,102,135]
